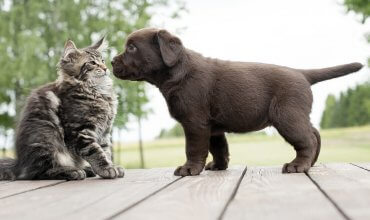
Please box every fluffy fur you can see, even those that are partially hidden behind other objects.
[0,38,124,180]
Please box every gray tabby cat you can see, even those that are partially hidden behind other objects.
[0,38,124,180]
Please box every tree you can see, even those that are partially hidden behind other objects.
[320,83,370,128]
[344,0,370,65]
[321,1,370,129]
[157,123,184,138]
[320,94,336,128]
[344,0,370,23]
[0,0,185,147]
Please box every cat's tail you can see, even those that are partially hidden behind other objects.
[0,158,16,180]
[300,62,363,85]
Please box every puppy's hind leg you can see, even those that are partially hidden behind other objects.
[205,133,230,171]
[311,127,321,166]
[271,106,318,173]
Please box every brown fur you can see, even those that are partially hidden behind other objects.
[112,28,363,176]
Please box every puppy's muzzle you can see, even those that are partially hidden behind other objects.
[111,56,125,76]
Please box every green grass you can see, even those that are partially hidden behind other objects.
[113,126,370,168]
[2,126,369,169]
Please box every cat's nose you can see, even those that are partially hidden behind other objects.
[100,64,107,72]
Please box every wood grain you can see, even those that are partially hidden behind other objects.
[308,163,370,220]
[0,168,179,220]
[0,180,64,199]
[1,163,369,220]
[0,181,12,185]
[116,166,246,220]
[223,166,343,220]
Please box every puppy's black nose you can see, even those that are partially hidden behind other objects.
[111,60,115,65]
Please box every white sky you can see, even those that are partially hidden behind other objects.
[116,0,370,142]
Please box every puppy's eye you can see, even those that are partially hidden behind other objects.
[127,44,137,53]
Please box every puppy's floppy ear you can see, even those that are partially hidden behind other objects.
[157,29,183,67]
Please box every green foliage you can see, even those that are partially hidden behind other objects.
[344,0,370,23]
[157,123,184,138]
[320,95,336,128]
[320,82,370,128]
[0,0,184,135]
[324,1,370,129]
[344,0,370,66]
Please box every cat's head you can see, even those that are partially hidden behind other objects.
[57,37,109,83]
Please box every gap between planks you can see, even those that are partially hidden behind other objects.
[113,166,247,220]
[307,163,370,220]
[106,177,183,219]
[218,165,248,220]
[1,163,370,220]
[221,165,345,220]
[0,168,181,220]
[0,180,66,199]
[350,163,370,172]
[305,172,350,220]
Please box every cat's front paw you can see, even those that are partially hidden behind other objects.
[95,165,124,179]
[115,166,125,178]
[58,169,86,181]
[83,166,96,178]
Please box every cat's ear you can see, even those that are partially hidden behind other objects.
[90,36,108,52]
[63,40,78,58]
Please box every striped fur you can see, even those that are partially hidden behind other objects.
[0,38,124,180]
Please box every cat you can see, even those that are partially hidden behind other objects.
[0,37,124,180]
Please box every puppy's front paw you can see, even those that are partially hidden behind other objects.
[205,160,228,171]
[174,162,204,176]
[282,162,311,173]
[95,165,124,179]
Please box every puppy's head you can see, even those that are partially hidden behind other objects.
[112,28,183,81]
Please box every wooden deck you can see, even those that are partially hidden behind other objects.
[0,163,369,220]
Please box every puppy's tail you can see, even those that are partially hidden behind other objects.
[300,62,363,85]
[0,158,16,180]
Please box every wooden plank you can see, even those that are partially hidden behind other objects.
[351,163,370,172]
[223,166,343,220]
[116,166,246,220]
[308,163,370,220]
[0,181,12,185]
[0,180,64,199]
[0,168,179,220]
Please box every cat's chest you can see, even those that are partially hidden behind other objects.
[60,91,116,127]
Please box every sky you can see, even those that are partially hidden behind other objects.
[115,0,370,142]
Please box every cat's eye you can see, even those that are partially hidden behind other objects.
[89,60,97,65]
[102,59,105,63]
[127,44,137,53]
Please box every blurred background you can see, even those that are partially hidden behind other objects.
[0,0,369,168]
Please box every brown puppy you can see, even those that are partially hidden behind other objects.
[112,28,363,176]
